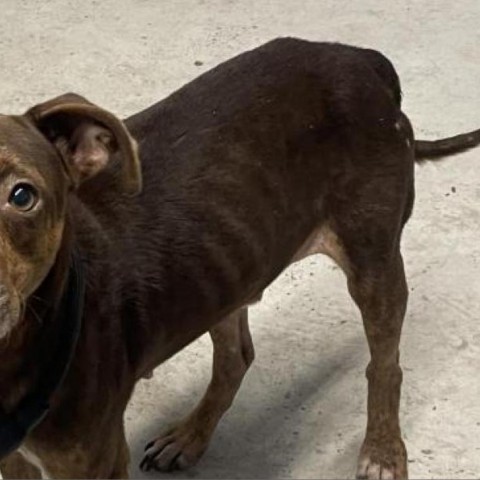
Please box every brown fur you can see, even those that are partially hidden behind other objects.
[0,38,479,479]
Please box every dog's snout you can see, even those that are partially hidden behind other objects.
[0,284,11,312]
[0,283,21,339]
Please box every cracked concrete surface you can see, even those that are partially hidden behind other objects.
[1,0,479,478]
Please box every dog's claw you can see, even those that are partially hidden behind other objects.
[140,439,186,472]
[143,440,154,452]
[356,462,395,480]
[140,422,211,472]
[139,455,151,472]
[356,439,407,480]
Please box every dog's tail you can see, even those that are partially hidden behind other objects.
[415,128,480,162]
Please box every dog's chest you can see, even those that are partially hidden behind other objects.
[18,446,51,479]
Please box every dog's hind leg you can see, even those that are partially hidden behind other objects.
[349,249,408,480]
[140,307,254,472]
[327,195,410,479]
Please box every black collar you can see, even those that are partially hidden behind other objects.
[0,253,85,459]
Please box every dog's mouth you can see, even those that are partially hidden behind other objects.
[0,287,22,340]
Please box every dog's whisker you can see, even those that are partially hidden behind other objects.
[27,303,43,326]
[30,294,50,307]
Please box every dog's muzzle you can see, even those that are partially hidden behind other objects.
[0,284,21,339]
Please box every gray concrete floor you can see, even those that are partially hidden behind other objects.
[1,1,479,478]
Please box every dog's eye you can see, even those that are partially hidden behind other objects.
[8,183,38,212]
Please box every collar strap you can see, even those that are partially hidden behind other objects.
[0,253,85,459]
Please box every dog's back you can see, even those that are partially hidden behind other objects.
[78,38,411,366]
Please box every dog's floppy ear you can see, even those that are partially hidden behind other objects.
[27,93,142,196]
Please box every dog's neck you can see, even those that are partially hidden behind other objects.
[0,227,74,414]
[0,316,44,413]
[0,251,85,459]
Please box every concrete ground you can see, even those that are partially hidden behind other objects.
[1,0,479,478]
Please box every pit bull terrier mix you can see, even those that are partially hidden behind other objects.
[0,38,479,479]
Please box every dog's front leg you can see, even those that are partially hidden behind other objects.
[141,307,254,472]
[11,419,131,479]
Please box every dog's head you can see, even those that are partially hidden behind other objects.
[0,93,141,339]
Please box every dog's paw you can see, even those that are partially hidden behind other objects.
[356,438,407,480]
[139,422,211,472]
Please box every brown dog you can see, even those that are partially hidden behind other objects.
[0,38,479,480]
